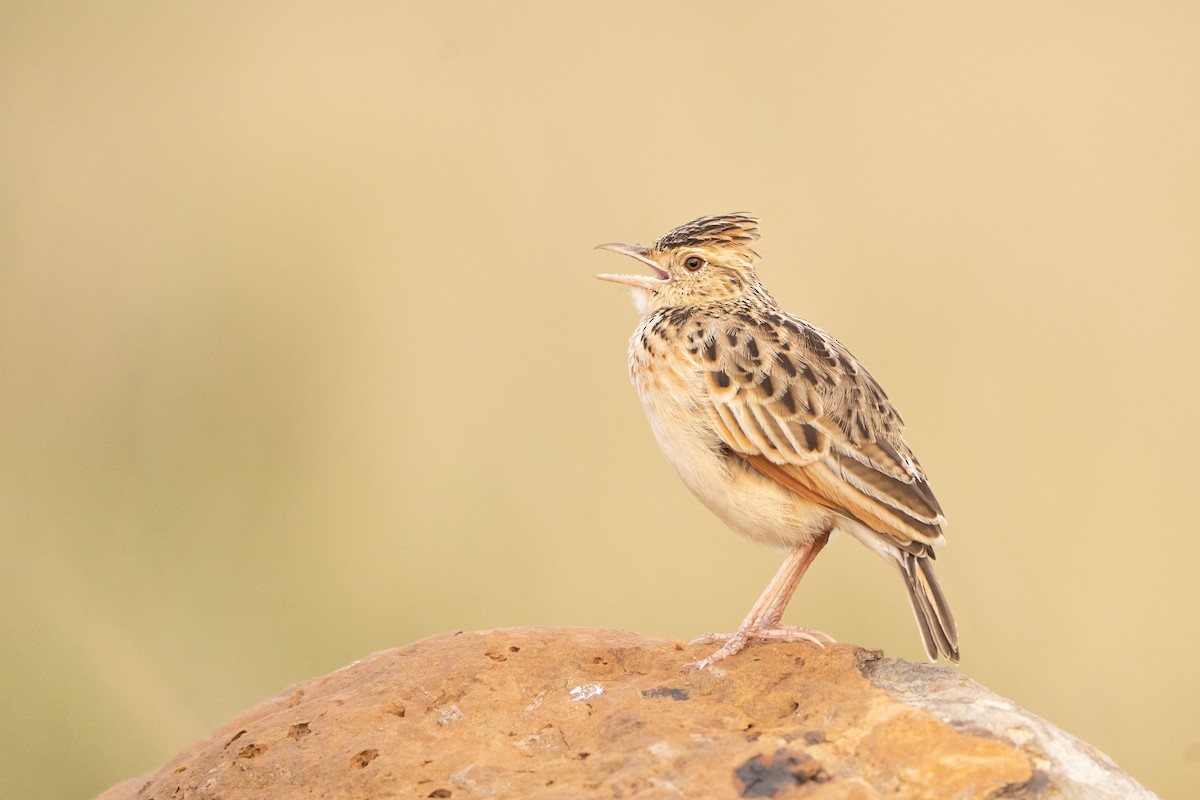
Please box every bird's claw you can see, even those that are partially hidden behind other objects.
[685,625,836,670]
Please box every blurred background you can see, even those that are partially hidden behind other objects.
[1,2,1197,797]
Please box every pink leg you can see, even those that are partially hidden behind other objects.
[688,533,833,669]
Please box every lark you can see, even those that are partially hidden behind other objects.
[596,214,958,669]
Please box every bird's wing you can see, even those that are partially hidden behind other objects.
[698,312,945,548]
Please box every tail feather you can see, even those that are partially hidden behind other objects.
[838,519,960,662]
[899,551,959,663]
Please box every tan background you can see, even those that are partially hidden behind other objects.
[2,3,1197,797]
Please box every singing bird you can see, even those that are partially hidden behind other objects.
[596,214,958,669]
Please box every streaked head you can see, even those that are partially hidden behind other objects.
[596,214,765,313]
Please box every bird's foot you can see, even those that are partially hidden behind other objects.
[685,625,837,670]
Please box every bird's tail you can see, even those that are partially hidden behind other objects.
[898,551,959,663]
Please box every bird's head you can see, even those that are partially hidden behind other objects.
[596,214,765,314]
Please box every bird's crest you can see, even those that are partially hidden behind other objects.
[651,214,761,260]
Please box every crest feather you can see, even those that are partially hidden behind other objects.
[651,214,760,259]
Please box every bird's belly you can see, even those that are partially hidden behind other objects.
[639,398,833,549]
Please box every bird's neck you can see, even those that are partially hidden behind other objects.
[641,283,779,325]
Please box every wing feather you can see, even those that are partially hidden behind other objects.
[699,313,945,547]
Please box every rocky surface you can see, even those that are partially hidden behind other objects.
[97,627,1157,799]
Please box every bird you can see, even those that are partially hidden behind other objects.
[595,214,958,669]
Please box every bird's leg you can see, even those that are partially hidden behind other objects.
[687,533,833,669]
[758,533,832,630]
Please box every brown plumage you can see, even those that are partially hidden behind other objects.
[597,214,958,667]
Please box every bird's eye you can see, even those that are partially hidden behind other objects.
[684,255,705,271]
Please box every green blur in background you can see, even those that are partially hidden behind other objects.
[2,2,1198,797]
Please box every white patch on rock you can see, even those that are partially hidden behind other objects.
[436,704,464,725]
[569,683,604,702]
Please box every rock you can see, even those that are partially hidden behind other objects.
[861,659,1154,799]
[96,627,1157,800]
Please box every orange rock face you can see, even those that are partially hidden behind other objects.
[97,628,1155,800]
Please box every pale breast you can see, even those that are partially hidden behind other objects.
[628,319,835,548]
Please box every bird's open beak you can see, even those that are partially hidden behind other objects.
[595,242,670,290]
